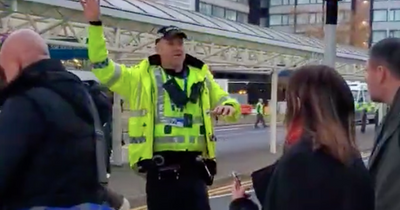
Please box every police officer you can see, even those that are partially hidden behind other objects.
[80,0,241,209]
[254,98,266,128]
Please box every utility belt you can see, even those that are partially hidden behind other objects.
[146,152,216,186]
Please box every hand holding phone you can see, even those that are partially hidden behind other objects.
[231,171,250,200]
[231,171,241,188]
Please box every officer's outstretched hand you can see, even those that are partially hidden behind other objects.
[212,105,235,116]
[80,0,101,22]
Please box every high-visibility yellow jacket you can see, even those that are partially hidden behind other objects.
[87,25,240,169]
[256,102,264,114]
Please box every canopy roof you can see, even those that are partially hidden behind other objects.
[0,0,367,79]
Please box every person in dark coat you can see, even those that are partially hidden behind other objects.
[230,65,374,210]
[0,29,108,209]
[84,80,113,173]
[366,37,400,210]
[84,80,112,125]
[82,80,130,210]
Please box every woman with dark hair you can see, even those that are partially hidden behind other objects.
[229,65,374,210]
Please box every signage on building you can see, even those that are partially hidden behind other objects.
[48,38,88,60]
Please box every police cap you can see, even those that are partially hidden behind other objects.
[155,26,187,44]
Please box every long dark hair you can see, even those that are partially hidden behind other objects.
[285,65,358,164]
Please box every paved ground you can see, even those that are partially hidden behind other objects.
[109,124,376,207]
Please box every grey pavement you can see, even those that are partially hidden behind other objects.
[109,124,376,207]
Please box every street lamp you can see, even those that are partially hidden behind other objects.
[323,0,339,67]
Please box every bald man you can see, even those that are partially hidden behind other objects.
[0,29,109,209]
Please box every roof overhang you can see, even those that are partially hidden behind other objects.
[0,0,367,80]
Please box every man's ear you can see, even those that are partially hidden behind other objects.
[377,65,388,85]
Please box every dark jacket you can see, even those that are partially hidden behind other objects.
[83,80,113,173]
[369,88,400,210]
[230,137,374,210]
[0,59,105,209]
[84,80,112,125]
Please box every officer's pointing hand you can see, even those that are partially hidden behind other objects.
[212,105,235,116]
[80,0,101,22]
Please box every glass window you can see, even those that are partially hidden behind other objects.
[282,14,289,25]
[310,0,318,3]
[389,9,400,21]
[237,12,248,23]
[270,15,282,26]
[296,13,308,24]
[212,5,225,18]
[282,0,290,5]
[225,9,237,21]
[317,0,323,3]
[373,9,388,21]
[289,0,296,4]
[270,0,282,6]
[297,0,310,4]
[389,30,400,38]
[372,30,387,43]
[199,2,212,15]
[237,0,249,4]
[309,13,317,24]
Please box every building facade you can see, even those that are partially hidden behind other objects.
[265,0,352,33]
[152,0,197,11]
[370,0,400,45]
[196,0,250,23]
[248,0,370,48]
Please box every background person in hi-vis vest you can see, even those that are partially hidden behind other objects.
[254,98,267,128]
[80,0,241,209]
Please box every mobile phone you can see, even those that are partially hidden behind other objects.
[231,171,241,186]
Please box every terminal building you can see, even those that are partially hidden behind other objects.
[147,0,400,48]
[370,0,400,45]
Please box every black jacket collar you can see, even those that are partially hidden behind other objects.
[148,54,205,69]
[0,59,68,105]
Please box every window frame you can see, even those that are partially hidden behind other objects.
[372,9,388,22]
[371,30,388,43]
[199,2,212,15]
[389,9,400,21]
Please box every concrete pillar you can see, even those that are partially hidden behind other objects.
[270,69,278,154]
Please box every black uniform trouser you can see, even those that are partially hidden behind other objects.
[360,110,367,133]
[255,113,266,127]
[146,173,211,210]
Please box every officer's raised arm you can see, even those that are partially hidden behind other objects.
[81,0,138,98]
